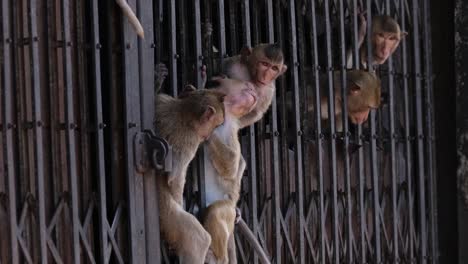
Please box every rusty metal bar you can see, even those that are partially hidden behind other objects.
[121,0,147,262]
[324,1,340,262]
[2,0,19,262]
[411,0,428,263]
[28,0,47,262]
[89,0,109,262]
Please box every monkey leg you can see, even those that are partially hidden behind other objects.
[203,200,237,264]
[227,232,237,264]
[160,200,212,264]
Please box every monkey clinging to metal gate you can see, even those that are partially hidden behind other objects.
[153,87,226,263]
[347,14,407,69]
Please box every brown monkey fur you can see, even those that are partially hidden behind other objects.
[154,88,225,263]
[201,44,288,263]
[115,0,144,38]
[222,43,288,128]
[201,78,259,264]
[348,15,407,68]
[319,70,381,131]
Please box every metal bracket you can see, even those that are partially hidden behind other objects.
[134,129,172,173]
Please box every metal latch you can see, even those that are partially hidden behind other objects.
[134,129,172,173]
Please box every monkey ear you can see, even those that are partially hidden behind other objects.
[280,64,288,75]
[202,105,217,123]
[400,31,408,38]
[240,46,252,58]
[179,84,197,98]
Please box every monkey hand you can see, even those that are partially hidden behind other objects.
[235,207,242,224]
[357,11,367,46]
[155,63,169,93]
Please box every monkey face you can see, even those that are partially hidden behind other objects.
[372,32,400,64]
[253,59,283,86]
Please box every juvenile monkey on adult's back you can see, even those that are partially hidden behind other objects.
[154,87,225,263]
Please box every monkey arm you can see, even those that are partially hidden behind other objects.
[238,109,262,129]
[207,133,240,179]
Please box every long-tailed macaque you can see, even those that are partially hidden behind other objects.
[154,88,225,263]
[318,70,381,131]
[115,0,144,38]
[201,78,273,264]
[347,14,407,69]
[199,44,287,263]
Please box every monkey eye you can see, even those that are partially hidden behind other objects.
[260,61,269,67]
[272,66,279,72]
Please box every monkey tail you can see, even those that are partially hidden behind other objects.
[237,219,271,264]
[115,0,145,38]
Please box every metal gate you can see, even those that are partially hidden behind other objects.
[0,0,437,263]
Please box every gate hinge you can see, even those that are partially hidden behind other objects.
[134,129,172,173]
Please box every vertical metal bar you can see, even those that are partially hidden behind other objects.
[422,0,438,262]
[28,0,47,262]
[122,0,146,262]
[227,0,237,56]
[272,1,283,261]
[240,1,260,262]
[265,1,281,263]
[309,1,326,262]
[323,1,340,263]
[354,0,367,260]
[169,0,178,95]
[337,1,353,262]
[364,1,382,262]
[2,0,19,262]
[60,1,81,262]
[89,0,108,262]
[194,0,208,212]
[411,0,427,263]
[399,0,414,260]
[385,1,399,263]
[137,0,160,261]
[287,1,305,263]
[217,0,226,72]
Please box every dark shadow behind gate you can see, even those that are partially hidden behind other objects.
[0,0,438,263]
